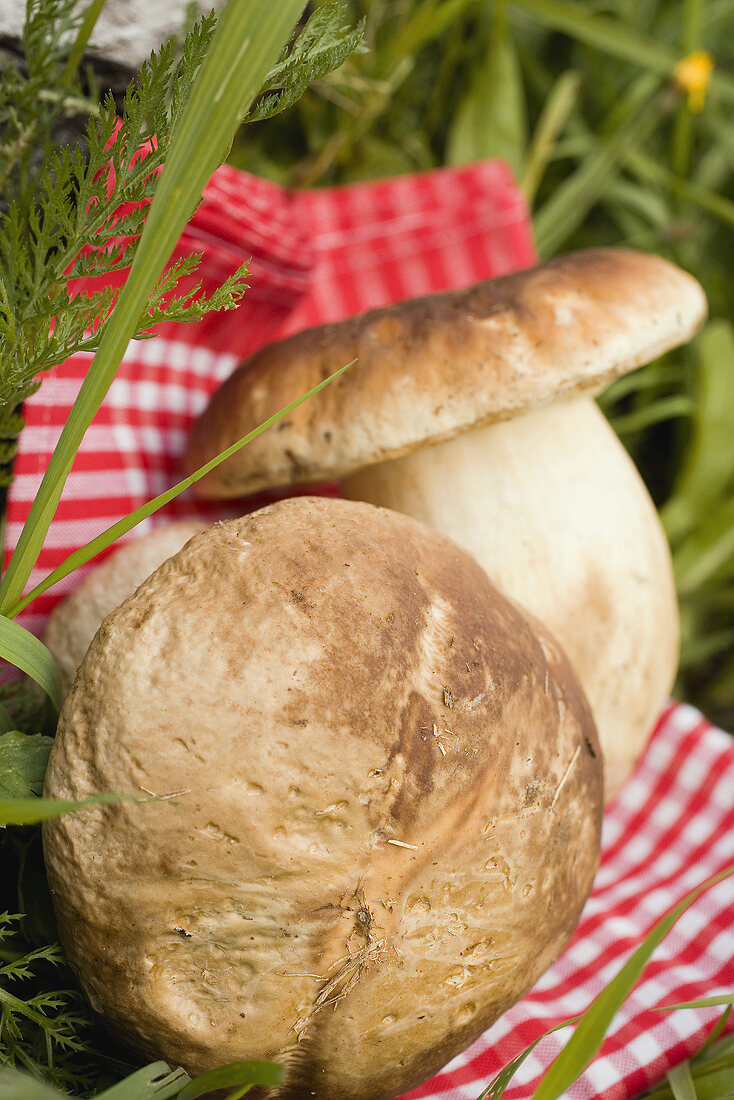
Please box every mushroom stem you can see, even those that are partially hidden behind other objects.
[342,396,679,801]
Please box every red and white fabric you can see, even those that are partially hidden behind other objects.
[3,159,732,1099]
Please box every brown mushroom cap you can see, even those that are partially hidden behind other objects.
[43,497,602,1100]
[44,521,206,694]
[184,248,706,498]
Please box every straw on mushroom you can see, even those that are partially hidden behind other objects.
[184,249,707,800]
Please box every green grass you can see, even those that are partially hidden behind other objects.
[230,0,734,729]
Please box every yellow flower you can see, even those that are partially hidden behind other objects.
[673,50,714,113]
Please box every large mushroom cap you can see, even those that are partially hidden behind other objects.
[184,248,706,497]
[44,520,206,694]
[43,496,602,1100]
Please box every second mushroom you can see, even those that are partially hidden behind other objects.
[184,248,707,800]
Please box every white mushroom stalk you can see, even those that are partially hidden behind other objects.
[342,396,678,800]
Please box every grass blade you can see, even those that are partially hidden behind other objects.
[680,1067,734,1098]
[0,616,62,711]
[381,0,476,67]
[177,1061,284,1100]
[0,792,128,827]
[599,363,684,409]
[477,1017,582,1098]
[533,74,661,255]
[666,1061,698,1100]
[658,996,734,1011]
[610,395,694,437]
[521,69,582,203]
[63,0,108,83]
[447,2,527,176]
[0,0,307,616]
[697,1007,733,1057]
[670,0,705,182]
[531,864,734,1100]
[96,1062,191,1099]
[623,147,734,228]
[674,497,734,594]
[7,362,353,618]
[662,321,734,544]
[508,0,734,104]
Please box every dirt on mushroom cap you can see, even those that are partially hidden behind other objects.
[42,496,602,1100]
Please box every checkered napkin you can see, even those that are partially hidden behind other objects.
[4,161,733,1099]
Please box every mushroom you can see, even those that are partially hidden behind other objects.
[44,520,206,694]
[184,248,707,800]
[43,496,602,1100]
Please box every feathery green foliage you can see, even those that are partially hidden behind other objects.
[0,4,249,488]
[248,1,366,122]
[0,914,100,1092]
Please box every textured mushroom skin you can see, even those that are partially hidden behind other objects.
[343,398,678,802]
[184,248,707,498]
[44,521,206,694]
[43,498,602,1100]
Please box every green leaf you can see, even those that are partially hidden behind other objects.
[674,497,734,594]
[662,322,734,545]
[677,626,734,672]
[680,1068,734,1098]
[0,730,53,798]
[531,863,734,1100]
[0,792,128,827]
[0,0,308,616]
[447,3,527,175]
[0,701,15,734]
[0,617,62,712]
[9,361,353,617]
[96,1062,191,1099]
[177,1061,284,1100]
[0,1066,66,1099]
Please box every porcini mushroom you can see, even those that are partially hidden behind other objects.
[184,248,707,800]
[44,520,206,694]
[43,496,602,1100]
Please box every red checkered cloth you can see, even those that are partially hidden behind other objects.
[4,161,733,1099]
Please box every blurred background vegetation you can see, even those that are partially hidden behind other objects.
[229,0,734,730]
